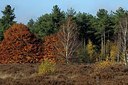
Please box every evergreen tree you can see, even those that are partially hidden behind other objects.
[32,5,65,38]
[66,8,76,17]
[76,13,96,44]
[75,13,96,61]
[113,7,127,35]
[27,19,35,33]
[0,5,16,40]
[96,9,112,60]
[51,5,65,32]
[0,22,3,41]
[33,14,53,37]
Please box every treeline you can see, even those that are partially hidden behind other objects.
[0,5,128,64]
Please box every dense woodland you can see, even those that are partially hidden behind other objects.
[0,5,128,64]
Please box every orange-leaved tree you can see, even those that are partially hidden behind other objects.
[43,34,58,63]
[0,24,43,64]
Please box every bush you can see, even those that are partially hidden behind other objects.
[38,60,55,75]
[95,61,115,70]
[76,47,89,63]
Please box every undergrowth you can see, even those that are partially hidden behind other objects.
[38,60,56,75]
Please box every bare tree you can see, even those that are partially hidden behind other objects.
[55,17,80,63]
[118,15,128,65]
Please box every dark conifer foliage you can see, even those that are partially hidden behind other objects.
[0,5,16,40]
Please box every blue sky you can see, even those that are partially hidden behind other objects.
[0,0,128,24]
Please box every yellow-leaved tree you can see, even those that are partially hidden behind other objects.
[86,39,96,63]
[110,42,118,61]
[105,41,118,62]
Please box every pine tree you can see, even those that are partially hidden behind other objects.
[0,5,16,40]
[51,5,65,32]
[33,14,53,37]
[96,9,112,61]
[32,5,65,38]
[27,19,35,33]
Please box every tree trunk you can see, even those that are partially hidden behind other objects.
[103,31,106,60]
[101,35,104,61]
[119,17,128,65]
[117,30,121,62]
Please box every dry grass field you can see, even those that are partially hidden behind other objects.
[0,63,127,85]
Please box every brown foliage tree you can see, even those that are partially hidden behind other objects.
[0,24,43,64]
[43,34,59,63]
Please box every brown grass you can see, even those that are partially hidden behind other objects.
[0,63,127,85]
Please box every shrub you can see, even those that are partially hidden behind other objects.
[38,60,56,75]
[95,61,115,70]
[76,47,89,63]
[93,61,117,79]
